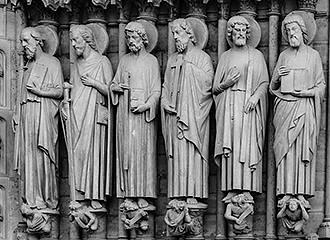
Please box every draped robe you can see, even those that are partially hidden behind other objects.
[70,53,113,200]
[213,47,269,193]
[270,45,325,196]
[15,53,63,209]
[111,52,161,198]
[161,47,214,199]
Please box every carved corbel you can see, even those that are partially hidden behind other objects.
[184,0,208,20]
[84,0,106,25]
[297,0,318,13]
[238,0,261,18]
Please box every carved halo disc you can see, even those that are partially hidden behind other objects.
[226,15,261,48]
[86,23,110,54]
[136,19,159,53]
[281,10,317,45]
[35,25,59,56]
[168,17,209,50]
[186,17,209,49]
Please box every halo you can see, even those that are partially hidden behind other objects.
[168,17,209,51]
[281,10,317,45]
[136,19,159,53]
[35,25,59,56]
[185,17,209,49]
[226,15,261,48]
[86,23,109,54]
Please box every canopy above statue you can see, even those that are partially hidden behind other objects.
[10,0,173,11]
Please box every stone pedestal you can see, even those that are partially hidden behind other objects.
[119,199,156,240]
[86,210,107,240]
[165,199,207,240]
[17,211,59,240]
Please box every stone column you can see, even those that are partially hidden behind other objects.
[216,2,230,240]
[117,1,129,60]
[265,1,280,240]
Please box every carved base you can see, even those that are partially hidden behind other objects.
[319,220,330,239]
[165,198,207,239]
[69,200,107,240]
[223,192,255,238]
[119,198,156,239]
[277,195,310,237]
[16,211,59,240]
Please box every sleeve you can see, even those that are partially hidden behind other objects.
[269,52,284,95]
[109,58,123,105]
[145,57,161,122]
[252,51,269,100]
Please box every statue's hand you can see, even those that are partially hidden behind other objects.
[236,218,243,225]
[244,95,259,113]
[81,75,96,87]
[222,69,240,89]
[111,84,127,94]
[162,103,177,115]
[291,90,315,98]
[278,66,290,77]
[131,103,150,113]
[12,114,18,133]
[26,85,43,96]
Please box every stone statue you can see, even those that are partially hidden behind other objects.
[63,24,113,210]
[110,20,160,235]
[161,18,213,238]
[68,201,98,232]
[270,12,325,226]
[13,26,63,216]
[223,192,254,236]
[0,63,3,78]
[277,197,310,234]
[213,15,268,235]
[21,204,51,235]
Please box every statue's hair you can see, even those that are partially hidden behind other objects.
[70,25,98,52]
[22,27,44,48]
[171,18,197,45]
[125,21,149,46]
[283,14,308,44]
[227,16,251,41]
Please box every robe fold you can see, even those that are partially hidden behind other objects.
[111,52,161,198]
[161,47,214,199]
[270,45,325,196]
[15,53,63,209]
[70,53,113,200]
[213,47,269,193]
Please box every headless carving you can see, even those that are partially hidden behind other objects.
[69,201,98,232]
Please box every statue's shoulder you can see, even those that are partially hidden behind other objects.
[40,53,61,70]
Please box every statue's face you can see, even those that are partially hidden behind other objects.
[285,22,303,48]
[288,201,298,211]
[70,30,87,57]
[172,25,190,53]
[21,30,38,60]
[125,31,144,53]
[232,23,247,47]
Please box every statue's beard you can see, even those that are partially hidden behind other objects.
[233,36,246,47]
[175,39,188,53]
[289,35,301,47]
[24,45,36,60]
[128,42,143,53]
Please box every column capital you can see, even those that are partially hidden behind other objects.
[297,0,318,13]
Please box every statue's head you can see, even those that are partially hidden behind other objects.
[287,198,299,212]
[125,21,148,54]
[171,18,196,53]
[20,27,44,60]
[227,16,250,47]
[20,203,34,217]
[70,25,98,57]
[283,14,308,48]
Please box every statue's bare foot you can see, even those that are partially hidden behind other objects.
[91,200,103,209]
[138,198,149,208]
[186,198,198,205]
